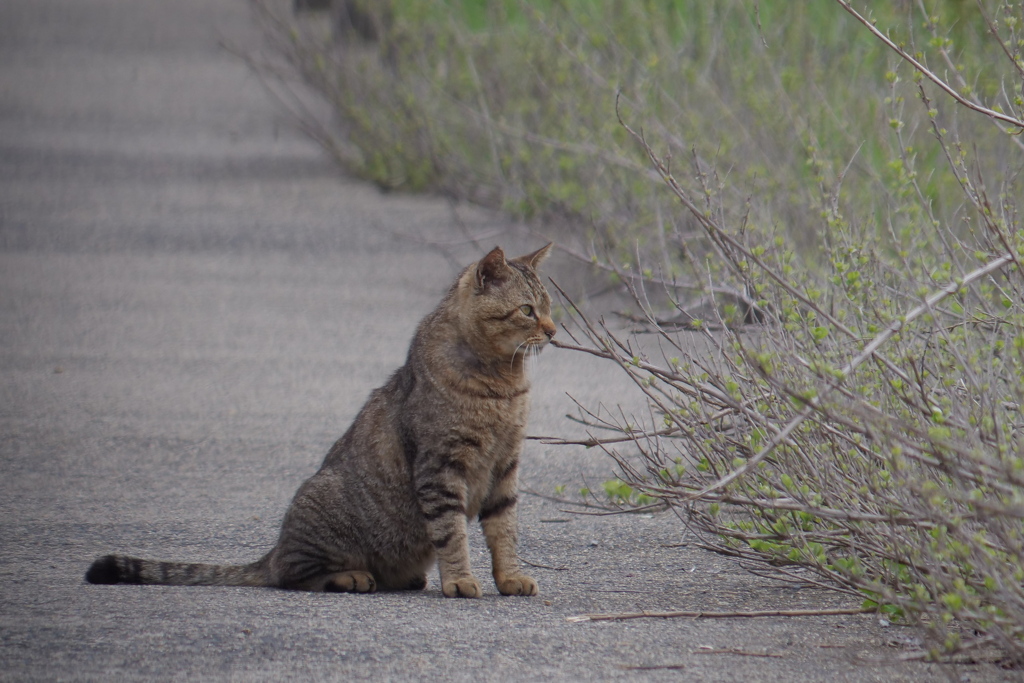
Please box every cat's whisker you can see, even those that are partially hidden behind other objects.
[511,340,529,371]
[524,340,546,374]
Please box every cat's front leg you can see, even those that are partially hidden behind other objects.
[479,460,538,597]
[416,473,482,598]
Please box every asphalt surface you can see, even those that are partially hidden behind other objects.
[0,0,1013,680]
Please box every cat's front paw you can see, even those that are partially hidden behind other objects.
[442,575,482,598]
[323,570,377,593]
[496,573,538,596]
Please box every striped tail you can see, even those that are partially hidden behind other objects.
[85,554,268,587]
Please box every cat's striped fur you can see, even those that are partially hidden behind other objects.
[86,244,556,598]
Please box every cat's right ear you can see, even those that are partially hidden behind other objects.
[514,242,553,270]
[475,246,509,290]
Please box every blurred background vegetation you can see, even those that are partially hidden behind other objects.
[271,0,1013,280]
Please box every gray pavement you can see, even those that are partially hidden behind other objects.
[0,0,1010,680]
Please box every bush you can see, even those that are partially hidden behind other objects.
[551,1,1024,663]
[258,0,1024,662]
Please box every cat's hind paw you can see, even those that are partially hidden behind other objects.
[442,575,482,598]
[496,573,538,596]
[324,570,377,593]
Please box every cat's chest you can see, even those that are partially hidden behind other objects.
[412,365,530,460]
[463,392,528,427]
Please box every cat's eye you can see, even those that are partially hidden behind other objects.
[520,304,535,317]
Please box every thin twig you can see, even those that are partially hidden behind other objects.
[695,647,784,658]
[567,607,871,623]
[518,557,569,572]
[618,663,687,671]
[519,487,622,512]
[833,0,1024,130]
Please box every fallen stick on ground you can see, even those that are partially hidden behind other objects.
[617,663,687,671]
[695,646,784,658]
[567,607,870,623]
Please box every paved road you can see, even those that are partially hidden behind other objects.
[0,1,1007,680]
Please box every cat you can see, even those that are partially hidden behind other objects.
[86,244,556,598]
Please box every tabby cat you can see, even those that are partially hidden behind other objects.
[86,244,556,598]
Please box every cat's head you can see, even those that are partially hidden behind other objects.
[456,244,556,363]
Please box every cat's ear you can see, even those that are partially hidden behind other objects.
[475,246,510,289]
[513,242,554,270]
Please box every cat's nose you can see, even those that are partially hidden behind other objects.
[544,325,556,340]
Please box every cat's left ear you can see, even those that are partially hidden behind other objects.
[513,242,554,270]
[475,246,510,289]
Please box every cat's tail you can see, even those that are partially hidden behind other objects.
[85,553,269,587]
